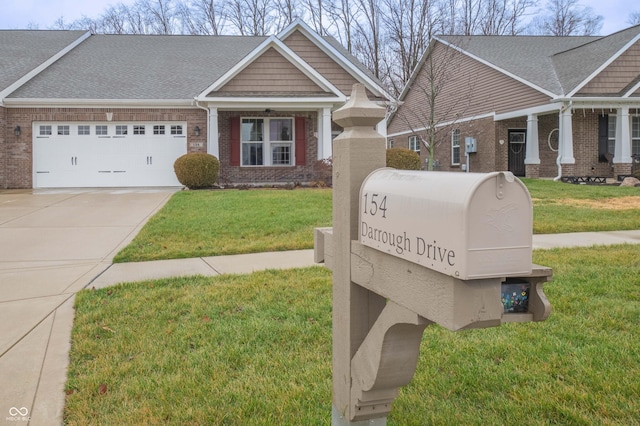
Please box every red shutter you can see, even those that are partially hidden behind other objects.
[230,117,240,166]
[295,117,306,166]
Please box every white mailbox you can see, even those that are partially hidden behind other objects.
[359,169,533,280]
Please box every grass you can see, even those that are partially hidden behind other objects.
[66,245,640,425]
[114,181,640,263]
[522,178,640,233]
[113,188,332,262]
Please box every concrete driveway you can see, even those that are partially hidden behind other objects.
[0,188,176,426]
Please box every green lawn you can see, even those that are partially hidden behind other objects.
[114,181,640,263]
[113,188,332,262]
[66,244,640,425]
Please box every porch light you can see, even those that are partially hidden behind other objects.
[194,126,201,136]
[14,126,21,137]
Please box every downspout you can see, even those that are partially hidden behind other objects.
[554,102,571,181]
[194,99,210,153]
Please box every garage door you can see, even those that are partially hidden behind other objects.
[33,122,187,188]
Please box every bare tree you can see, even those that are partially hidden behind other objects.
[480,0,535,35]
[139,0,177,34]
[353,0,383,78]
[325,0,360,53]
[225,0,275,35]
[178,0,227,34]
[382,0,433,95]
[273,0,304,31]
[531,0,603,36]
[629,10,640,26]
[395,39,475,170]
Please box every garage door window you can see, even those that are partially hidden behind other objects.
[116,125,128,136]
[171,125,183,135]
[57,125,70,136]
[78,125,90,135]
[96,125,108,136]
[39,125,52,136]
[154,125,165,135]
[133,125,145,135]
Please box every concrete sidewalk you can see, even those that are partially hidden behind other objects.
[1,186,639,426]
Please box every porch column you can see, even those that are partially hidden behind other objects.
[525,114,540,164]
[559,105,575,164]
[613,107,632,163]
[319,107,332,160]
[207,107,219,158]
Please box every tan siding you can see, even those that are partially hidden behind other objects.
[388,42,551,135]
[282,30,361,95]
[216,47,326,94]
[579,41,640,95]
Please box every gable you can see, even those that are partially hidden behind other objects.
[388,42,550,135]
[282,30,362,96]
[577,40,640,96]
[214,47,327,95]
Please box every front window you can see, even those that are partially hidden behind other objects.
[451,129,461,165]
[387,139,394,148]
[633,116,640,157]
[241,117,293,166]
[409,135,420,154]
[608,115,616,155]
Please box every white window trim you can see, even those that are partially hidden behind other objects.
[408,135,420,154]
[451,129,461,166]
[241,117,295,167]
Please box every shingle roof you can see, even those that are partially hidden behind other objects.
[9,34,267,100]
[438,25,640,96]
[0,30,87,93]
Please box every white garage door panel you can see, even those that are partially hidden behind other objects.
[33,123,187,188]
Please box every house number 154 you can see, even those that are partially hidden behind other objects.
[362,193,388,218]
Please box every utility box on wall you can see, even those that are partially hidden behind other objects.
[465,137,477,153]
[359,169,533,280]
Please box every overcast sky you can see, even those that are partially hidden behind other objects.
[0,0,636,35]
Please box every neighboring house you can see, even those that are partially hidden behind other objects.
[0,21,391,189]
[387,25,640,180]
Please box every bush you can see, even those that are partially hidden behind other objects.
[386,147,422,170]
[173,153,220,189]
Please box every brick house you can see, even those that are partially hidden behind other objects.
[0,21,391,189]
[387,25,640,180]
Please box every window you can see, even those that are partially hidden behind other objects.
[241,117,294,166]
[116,125,128,135]
[57,125,70,135]
[154,125,165,135]
[451,129,461,165]
[39,125,52,136]
[96,125,108,136]
[409,135,420,154]
[78,125,90,135]
[133,125,145,135]
[171,125,183,135]
[633,116,640,157]
[387,139,394,148]
[608,115,616,155]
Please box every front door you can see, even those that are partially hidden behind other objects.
[508,130,526,177]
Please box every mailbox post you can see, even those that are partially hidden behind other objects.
[316,84,551,425]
